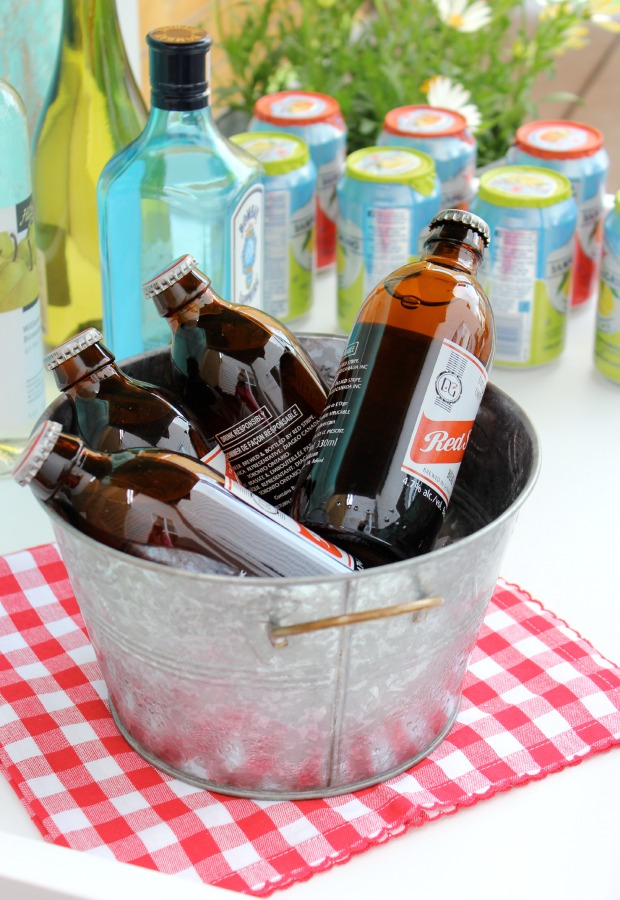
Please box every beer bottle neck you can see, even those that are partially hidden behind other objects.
[157,278,222,327]
[51,342,117,391]
[422,219,487,274]
[30,435,111,502]
[422,237,483,274]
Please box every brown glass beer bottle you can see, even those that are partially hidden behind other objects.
[291,208,495,566]
[44,328,234,475]
[14,421,362,577]
[143,255,328,512]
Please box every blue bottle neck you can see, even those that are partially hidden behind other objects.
[142,104,218,139]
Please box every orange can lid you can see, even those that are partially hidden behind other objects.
[253,91,343,127]
[383,105,468,139]
[515,120,604,159]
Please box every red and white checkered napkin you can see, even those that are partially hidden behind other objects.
[1,544,620,896]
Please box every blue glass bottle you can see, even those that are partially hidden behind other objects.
[97,25,265,360]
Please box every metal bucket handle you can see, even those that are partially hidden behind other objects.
[269,595,444,648]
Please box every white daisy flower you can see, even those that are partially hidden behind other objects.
[589,0,620,32]
[424,75,482,131]
[433,0,492,32]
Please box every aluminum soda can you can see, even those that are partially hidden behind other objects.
[594,190,620,384]
[471,165,578,368]
[230,132,317,323]
[378,105,476,210]
[336,146,441,332]
[507,120,609,309]
[249,91,347,270]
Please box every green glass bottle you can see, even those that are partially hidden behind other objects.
[32,0,147,349]
[0,77,45,475]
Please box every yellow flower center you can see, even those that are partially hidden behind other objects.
[448,12,465,27]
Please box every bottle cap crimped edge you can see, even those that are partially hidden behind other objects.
[44,328,104,371]
[12,420,62,487]
[429,208,490,245]
[142,254,201,297]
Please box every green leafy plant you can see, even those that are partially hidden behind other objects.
[214,0,619,167]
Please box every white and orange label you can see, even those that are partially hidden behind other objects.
[224,477,359,571]
[201,446,239,483]
[401,339,488,505]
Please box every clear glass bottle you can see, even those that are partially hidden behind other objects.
[98,25,265,361]
[32,0,147,350]
[291,209,495,567]
[45,327,220,461]
[144,254,328,512]
[0,77,46,476]
[14,420,361,578]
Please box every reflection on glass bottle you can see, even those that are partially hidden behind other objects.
[234,370,262,415]
[15,421,362,577]
[32,0,147,348]
[98,25,265,360]
[145,254,328,511]
[44,326,221,464]
[0,77,45,474]
[292,209,495,566]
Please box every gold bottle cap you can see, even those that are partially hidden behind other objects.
[44,328,104,371]
[430,208,490,246]
[12,421,63,487]
[142,254,204,297]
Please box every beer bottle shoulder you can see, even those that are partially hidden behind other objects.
[355,261,494,362]
[106,448,209,500]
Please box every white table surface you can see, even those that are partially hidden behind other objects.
[1,273,620,900]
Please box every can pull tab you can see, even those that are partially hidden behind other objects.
[269,595,443,648]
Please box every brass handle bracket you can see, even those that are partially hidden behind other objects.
[269,595,444,648]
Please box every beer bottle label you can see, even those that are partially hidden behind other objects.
[401,339,488,506]
[215,402,320,510]
[200,445,239,482]
[224,477,358,571]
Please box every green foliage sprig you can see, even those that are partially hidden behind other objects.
[214,0,615,167]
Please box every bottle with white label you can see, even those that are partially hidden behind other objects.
[0,77,45,476]
[291,209,495,567]
[14,421,362,578]
[97,25,265,361]
[144,254,328,513]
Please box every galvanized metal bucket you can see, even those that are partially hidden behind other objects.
[39,335,540,799]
